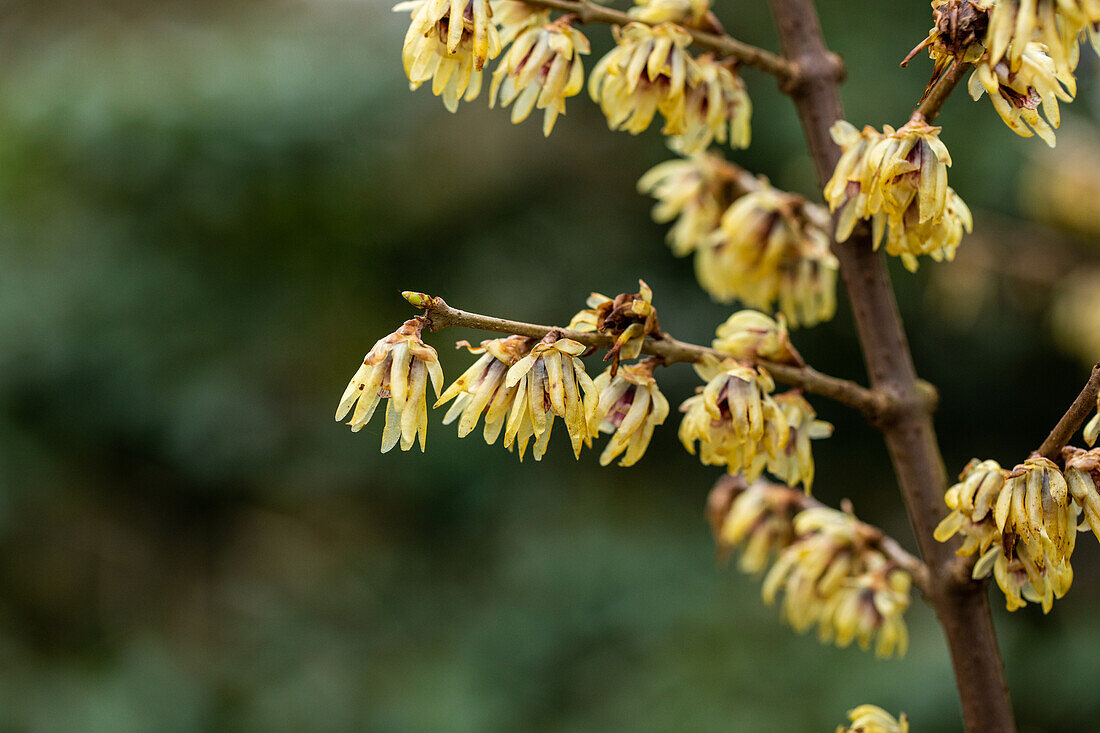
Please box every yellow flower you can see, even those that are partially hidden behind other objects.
[985,0,1094,78]
[335,318,445,452]
[707,477,798,574]
[825,117,971,272]
[1085,394,1099,445]
[494,0,550,45]
[434,335,530,445]
[489,19,590,136]
[968,42,1075,147]
[678,357,788,480]
[627,0,710,27]
[712,310,802,365]
[836,705,910,733]
[568,279,660,375]
[696,185,839,327]
[589,358,670,466]
[637,154,730,256]
[667,55,752,154]
[588,22,701,136]
[504,333,599,460]
[763,507,911,657]
[933,458,1004,557]
[394,0,503,112]
[1066,448,1100,538]
[766,392,833,493]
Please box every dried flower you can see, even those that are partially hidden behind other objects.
[766,392,834,493]
[588,22,700,136]
[667,55,752,153]
[335,318,445,452]
[489,18,590,136]
[904,0,989,72]
[696,185,839,327]
[836,705,910,733]
[394,0,503,112]
[628,0,710,27]
[568,280,660,375]
[763,507,911,657]
[434,335,530,445]
[504,333,599,460]
[588,358,670,466]
[637,154,731,256]
[712,310,802,365]
[968,42,1075,147]
[679,357,788,480]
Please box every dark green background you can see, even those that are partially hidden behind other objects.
[0,1,1098,730]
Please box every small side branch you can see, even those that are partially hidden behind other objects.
[711,475,932,594]
[518,0,794,78]
[407,293,885,415]
[917,59,973,122]
[1036,363,1100,461]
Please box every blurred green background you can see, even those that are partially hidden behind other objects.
[0,0,1098,730]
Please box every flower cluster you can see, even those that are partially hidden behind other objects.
[698,184,839,327]
[712,310,802,365]
[489,17,591,136]
[825,116,972,272]
[628,0,711,27]
[836,705,910,733]
[636,154,734,257]
[984,0,1100,81]
[968,42,1076,147]
[679,357,830,490]
[569,280,660,375]
[589,358,670,466]
[668,55,752,153]
[707,479,912,658]
[335,319,445,452]
[434,335,531,446]
[934,454,1100,612]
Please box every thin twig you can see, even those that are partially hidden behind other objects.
[1037,363,1100,461]
[709,475,932,594]
[917,59,973,123]
[519,0,794,78]
[405,292,888,415]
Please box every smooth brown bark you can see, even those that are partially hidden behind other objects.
[766,0,1016,730]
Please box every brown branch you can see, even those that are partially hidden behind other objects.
[1037,363,1100,461]
[518,0,794,78]
[710,474,932,593]
[405,292,887,415]
[766,0,1015,730]
[917,59,973,123]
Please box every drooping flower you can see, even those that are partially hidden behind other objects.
[503,332,599,460]
[825,117,972,271]
[707,477,798,574]
[766,392,834,493]
[335,318,445,452]
[628,0,710,27]
[763,507,912,657]
[933,458,1004,558]
[489,18,590,136]
[568,280,660,375]
[493,0,550,45]
[394,0,503,112]
[678,357,789,480]
[588,358,670,466]
[434,335,530,445]
[696,185,839,327]
[667,55,752,154]
[712,310,802,365]
[968,42,1075,147]
[1066,447,1100,535]
[588,22,701,137]
[984,0,1093,78]
[836,705,910,733]
[637,154,732,256]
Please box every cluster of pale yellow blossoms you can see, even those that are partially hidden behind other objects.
[825,116,972,272]
[911,0,1097,146]
[935,446,1100,612]
[708,480,912,658]
[568,279,660,375]
[335,318,445,453]
[395,0,753,147]
[680,314,831,491]
[836,705,910,733]
[639,155,839,327]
